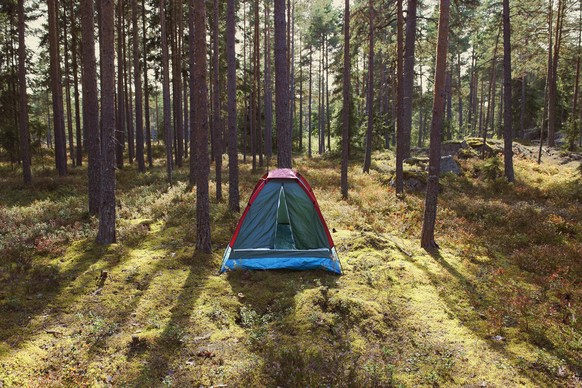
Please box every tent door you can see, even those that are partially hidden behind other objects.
[274,186,296,249]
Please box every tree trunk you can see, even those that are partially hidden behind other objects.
[97,0,117,244]
[548,0,565,147]
[70,2,83,167]
[421,0,450,249]
[395,0,404,194]
[133,0,145,172]
[160,0,173,184]
[341,0,350,198]
[212,0,222,200]
[308,48,312,158]
[264,2,273,162]
[192,0,211,253]
[227,0,239,211]
[143,0,152,167]
[81,0,101,215]
[17,0,32,184]
[520,74,526,139]
[502,0,514,182]
[363,0,374,173]
[116,0,125,169]
[62,7,75,167]
[172,0,184,167]
[48,0,67,176]
[275,0,291,168]
[402,0,417,157]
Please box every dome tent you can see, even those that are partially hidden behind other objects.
[220,169,342,274]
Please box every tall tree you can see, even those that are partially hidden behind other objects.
[264,2,273,164]
[402,0,417,158]
[48,0,67,176]
[192,0,211,252]
[133,0,145,172]
[116,0,125,169]
[226,0,239,212]
[502,0,514,182]
[97,0,117,244]
[212,0,222,200]
[143,0,153,167]
[17,0,31,185]
[547,0,565,147]
[160,0,173,184]
[275,0,291,168]
[81,0,101,215]
[395,0,404,194]
[340,0,350,198]
[421,0,450,249]
[362,0,374,174]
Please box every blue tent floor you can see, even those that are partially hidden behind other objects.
[221,256,342,274]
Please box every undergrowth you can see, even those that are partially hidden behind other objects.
[0,149,580,387]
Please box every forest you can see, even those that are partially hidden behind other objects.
[1,0,581,386]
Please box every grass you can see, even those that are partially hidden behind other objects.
[0,147,581,387]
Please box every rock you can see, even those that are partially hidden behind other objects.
[440,155,461,175]
[491,335,505,341]
[441,140,467,156]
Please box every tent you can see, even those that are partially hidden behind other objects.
[220,169,342,274]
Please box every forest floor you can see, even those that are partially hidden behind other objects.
[1,144,581,387]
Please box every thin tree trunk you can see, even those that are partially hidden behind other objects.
[520,74,526,139]
[17,0,32,184]
[402,0,417,157]
[502,0,514,182]
[275,0,291,168]
[227,0,239,211]
[421,0,450,249]
[133,0,145,172]
[341,0,350,198]
[143,0,152,167]
[48,0,67,176]
[548,0,565,147]
[172,0,184,167]
[264,2,273,162]
[308,48,312,158]
[192,0,211,253]
[97,0,117,244]
[116,0,125,168]
[395,0,404,194]
[71,2,83,167]
[160,0,173,184]
[212,0,222,200]
[63,7,75,166]
[457,52,463,136]
[363,0,374,173]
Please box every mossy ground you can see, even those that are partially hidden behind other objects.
[0,147,581,387]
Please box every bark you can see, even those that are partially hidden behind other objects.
[63,8,75,166]
[160,0,173,184]
[172,0,184,167]
[402,0,417,157]
[143,0,153,167]
[116,0,125,169]
[212,0,222,200]
[192,0,211,253]
[520,74,526,139]
[97,0,117,244]
[308,48,312,157]
[81,0,101,215]
[48,0,67,176]
[275,0,291,168]
[395,0,404,194]
[363,0,374,173]
[264,2,273,162]
[227,0,239,212]
[133,0,145,172]
[70,2,83,167]
[188,0,197,185]
[17,0,32,184]
[341,0,350,198]
[503,0,514,182]
[457,52,463,136]
[421,0,450,249]
[123,10,134,164]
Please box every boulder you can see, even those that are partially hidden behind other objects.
[441,140,467,156]
[440,155,461,175]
